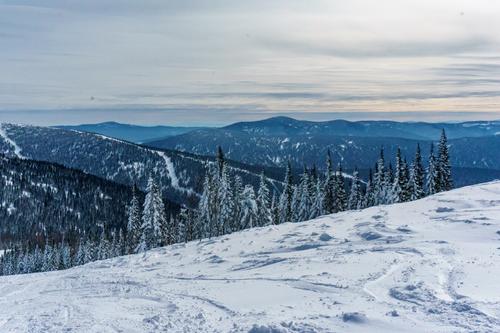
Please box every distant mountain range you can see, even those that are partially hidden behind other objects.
[56,117,500,144]
[56,121,204,143]
[146,117,500,171]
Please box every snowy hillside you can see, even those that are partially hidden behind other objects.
[0,123,284,206]
[1,182,499,332]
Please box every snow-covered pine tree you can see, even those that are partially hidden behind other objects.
[73,238,85,266]
[216,145,225,178]
[270,191,280,225]
[279,161,294,224]
[310,177,324,219]
[41,242,54,272]
[196,170,212,240]
[231,175,244,232]
[138,176,167,251]
[437,129,452,191]
[364,168,374,208]
[60,242,71,269]
[218,165,234,235]
[126,184,142,253]
[373,149,386,205]
[392,148,403,203]
[411,144,425,200]
[335,164,347,212]
[256,173,272,227]
[402,158,411,202]
[296,168,312,222]
[348,168,363,210]
[97,231,110,260]
[426,143,440,195]
[240,185,257,229]
[322,151,335,214]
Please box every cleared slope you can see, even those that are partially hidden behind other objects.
[0,182,500,332]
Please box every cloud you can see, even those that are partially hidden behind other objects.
[0,0,500,124]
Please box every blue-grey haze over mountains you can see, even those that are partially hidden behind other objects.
[1,0,500,125]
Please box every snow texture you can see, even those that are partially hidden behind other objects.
[1,182,500,332]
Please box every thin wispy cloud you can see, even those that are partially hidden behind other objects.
[0,0,499,125]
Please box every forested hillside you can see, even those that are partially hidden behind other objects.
[0,156,180,247]
[0,124,284,207]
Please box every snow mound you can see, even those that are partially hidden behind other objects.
[1,182,500,332]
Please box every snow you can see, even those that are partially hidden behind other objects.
[0,123,24,158]
[1,182,500,332]
[155,150,195,196]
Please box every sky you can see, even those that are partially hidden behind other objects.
[1,0,499,126]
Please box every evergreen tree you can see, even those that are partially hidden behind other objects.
[216,146,225,178]
[218,165,234,235]
[126,184,142,253]
[138,176,167,251]
[270,191,280,225]
[335,165,347,212]
[437,129,452,191]
[348,168,363,210]
[296,168,312,221]
[240,185,257,229]
[373,149,387,205]
[322,151,335,214]
[310,177,324,219]
[426,143,440,195]
[364,168,375,208]
[256,173,272,226]
[231,175,244,232]
[279,161,294,223]
[411,144,425,200]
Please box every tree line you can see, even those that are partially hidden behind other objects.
[0,130,452,276]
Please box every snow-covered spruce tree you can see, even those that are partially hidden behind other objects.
[270,191,280,225]
[216,145,225,178]
[61,243,71,269]
[218,164,234,235]
[256,172,272,227]
[200,164,220,238]
[437,129,453,191]
[322,151,335,214]
[392,148,404,203]
[335,164,347,212]
[137,176,167,252]
[363,168,375,208]
[348,168,363,210]
[426,143,440,195]
[231,175,244,232]
[310,176,324,219]
[411,144,425,200]
[196,170,212,240]
[126,184,142,253]
[97,231,110,260]
[240,184,258,229]
[296,168,312,222]
[279,161,294,224]
[373,149,386,205]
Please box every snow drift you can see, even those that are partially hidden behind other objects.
[1,181,500,332]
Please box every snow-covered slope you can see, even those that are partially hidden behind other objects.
[0,123,284,206]
[1,182,500,332]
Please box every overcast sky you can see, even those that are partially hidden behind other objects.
[1,0,499,125]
